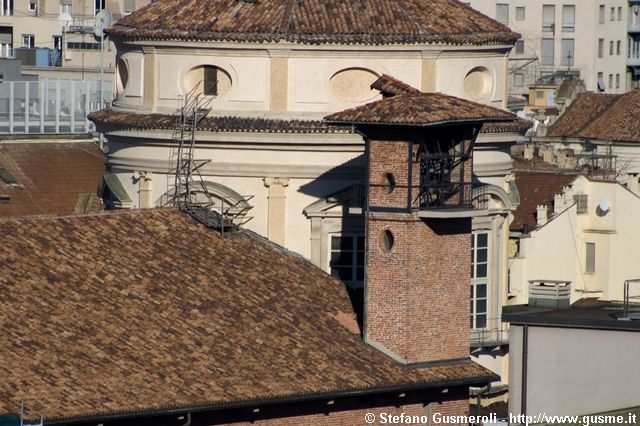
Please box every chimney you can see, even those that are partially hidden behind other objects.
[563,185,574,204]
[536,204,548,226]
[523,145,534,160]
[554,193,565,213]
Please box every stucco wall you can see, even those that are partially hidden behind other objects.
[509,325,640,416]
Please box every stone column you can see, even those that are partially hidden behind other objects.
[264,177,289,246]
[421,52,437,93]
[136,171,153,208]
[142,47,157,110]
[269,50,289,112]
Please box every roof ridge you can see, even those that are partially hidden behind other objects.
[277,0,296,34]
[0,207,176,224]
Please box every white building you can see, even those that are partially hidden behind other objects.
[0,0,150,80]
[509,174,640,303]
[505,299,640,417]
[466,0,630,96]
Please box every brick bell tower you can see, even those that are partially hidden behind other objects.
[326,88,516,364]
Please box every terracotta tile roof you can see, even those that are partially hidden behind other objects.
[367,75,529,133]
[547,91,640,143]
[370,74,421,97]
[511,171,578,232]
[89,109,351,134]
[0,209,495,422]
[0,142,106,218]
[324,92,517,127]
[107,0,519,45]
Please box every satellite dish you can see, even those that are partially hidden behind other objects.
[598,197,612,213]
[94,9,113,37]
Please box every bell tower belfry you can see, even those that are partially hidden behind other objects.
[326,90,516,364]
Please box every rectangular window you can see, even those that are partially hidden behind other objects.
[496,3,509,24]
[516,6,525,20]
[561,39,575,66]
[66,41,101,50]
[611,7,615,21]
[59,0,71,15]
[329,234,365,288]
[574,194,588,214]
[515,39,524,54]
[28,0,36,13]
[597,72,605,91]
[609,74,614,89]
[21,34,34,48]
[562,5,575,32]
[586,242,595,273]
[616,73,620,88]
[541,38,554,65]
[617,40,621,55]
[618,6,623,21]
[543,5,555,31]
[0,27,11,58]
[1,0,12,16]
[471,232,489,330]
[514,72,524,87]
[124,0,135,14]
[599,5,605,24]
[52,35,62,50]
[204,66,218,96]
[598,38,604,58]
[610,40,614,55]
[94,0,105,15]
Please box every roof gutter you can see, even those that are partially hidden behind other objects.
[323,117,515,128]
[44,374,497,425]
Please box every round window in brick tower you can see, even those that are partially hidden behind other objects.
[382,230,395,251]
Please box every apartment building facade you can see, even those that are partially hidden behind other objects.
[467,0,631,96]
[0,0,150,78]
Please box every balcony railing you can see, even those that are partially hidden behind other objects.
[470,318,509,348]
[0,79,112,135]
[418,181,473,210]
[628,56,640,66]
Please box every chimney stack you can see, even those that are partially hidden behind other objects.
[536,204,548,226]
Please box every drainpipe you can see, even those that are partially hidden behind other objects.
[521,324,529,416]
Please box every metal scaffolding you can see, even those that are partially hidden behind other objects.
[168,83,253,234]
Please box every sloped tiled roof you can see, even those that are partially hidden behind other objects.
[0,142,106,217]
[0,209,495,422]
[548,91,640,143]
[89,109,351,134]
[510,171,578,232]
[324,92,517,127]
[370,74,421,97]
[107,0,519,45]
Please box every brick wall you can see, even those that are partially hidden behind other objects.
[364,139,471,363]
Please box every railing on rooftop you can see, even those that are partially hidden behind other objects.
[470,318,509,348]
[0,79,112,135]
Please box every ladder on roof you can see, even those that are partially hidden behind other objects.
[166,81,254,234]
